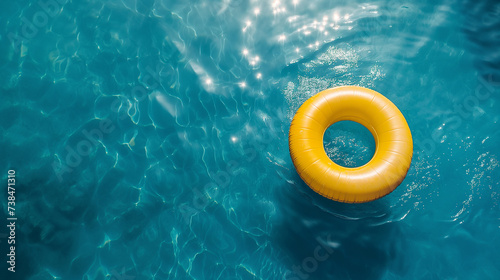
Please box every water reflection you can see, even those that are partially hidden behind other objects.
[463,0,500,81]
[274,171,406,280]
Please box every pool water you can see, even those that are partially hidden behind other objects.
[1,0,499,279]
[323,120,376,168]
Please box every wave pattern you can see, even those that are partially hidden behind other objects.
[0,0,499,279]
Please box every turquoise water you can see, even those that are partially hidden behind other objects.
[1,0,500,279]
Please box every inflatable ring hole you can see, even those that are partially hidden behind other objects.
[323,120,376,168]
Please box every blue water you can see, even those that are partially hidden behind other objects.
[1,0,499,279]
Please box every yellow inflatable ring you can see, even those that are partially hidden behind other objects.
[289,86,413,203]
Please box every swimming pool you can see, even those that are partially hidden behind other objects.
[1,0,499,279]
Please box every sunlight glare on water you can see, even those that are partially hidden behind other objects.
[0,0,499,279]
